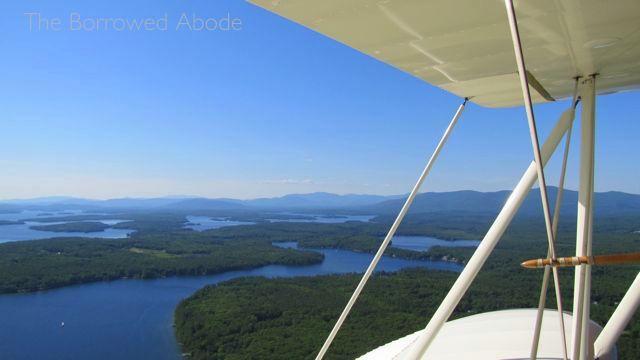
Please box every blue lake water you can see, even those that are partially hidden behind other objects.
[266,213,375,224]
[391,235,480,252]
[0,210,83,222]
[0,244,462,360]
[0,211,134,243]
[183,215,255,231]
[1,211,375,241]
[184,214,375,231]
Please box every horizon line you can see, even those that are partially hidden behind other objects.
[1,186,638,203]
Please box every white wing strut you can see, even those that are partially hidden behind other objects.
[314,98,468,360]
[572,75,597,360]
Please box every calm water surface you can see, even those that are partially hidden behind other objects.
[183,215,255,231]
[184,213,375,231]
[2,212,374,239]
[391,235,480,252]
[0,244,462,360]
[266,213,375,224]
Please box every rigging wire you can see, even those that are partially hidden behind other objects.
[503,1,568,358]
[530,79,580,359]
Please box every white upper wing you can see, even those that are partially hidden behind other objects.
[250,0,640,108]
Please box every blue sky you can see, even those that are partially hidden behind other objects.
[1,0,639,199]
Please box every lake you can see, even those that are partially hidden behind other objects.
[391,235,480,252]
[185,213,375,231]
[0,211,135,243]
[0,244,462,360]
[184,215,255,231]
[266,213,375,224]
[1,211,376,240]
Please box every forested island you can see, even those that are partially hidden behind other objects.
[30,221,111,233]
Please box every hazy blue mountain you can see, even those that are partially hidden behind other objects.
[0,196,199,211]
[164,198,246,210]
[242,192,402,209]
[97,197,198,209]
[1,189,639,214]
[364,188,640,217]
[0,193,396,210]
[0,196,96,206]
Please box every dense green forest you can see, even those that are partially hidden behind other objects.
[2,211,638,294]
[174,215,640,359]
[175,267,639,359]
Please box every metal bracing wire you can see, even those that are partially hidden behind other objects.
[403,104,576,360]
[530,80,580,360]
[314,98,468,360]
[503,1,567,359]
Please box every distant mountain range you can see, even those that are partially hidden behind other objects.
[0,192,402,212]
[239,192,404,209]
[363,188,640,217]
[1,189,639,216]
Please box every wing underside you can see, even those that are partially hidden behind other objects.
[250,0,640,108]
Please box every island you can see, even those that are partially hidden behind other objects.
[30,221,111,233]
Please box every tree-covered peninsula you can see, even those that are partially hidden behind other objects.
[174,216,640,359]
[30,221,111,233]
[0,230,323,294]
